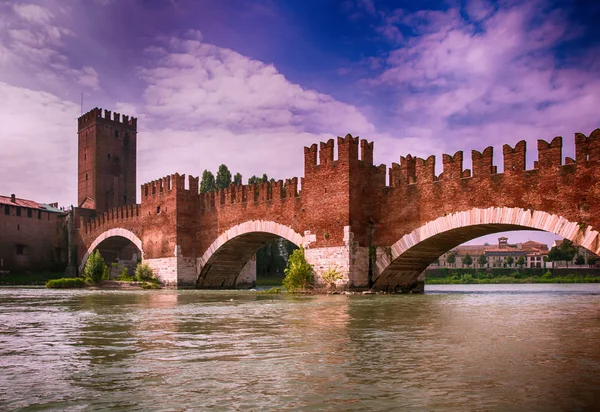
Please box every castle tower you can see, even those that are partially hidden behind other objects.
[77,107,137,214]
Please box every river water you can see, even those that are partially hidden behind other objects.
[0,284,599,411]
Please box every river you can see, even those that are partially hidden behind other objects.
[0,284,599,411]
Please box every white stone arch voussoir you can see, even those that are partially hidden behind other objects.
[375,207,600,274]
[198,220,306,270]
[79,228,144,273]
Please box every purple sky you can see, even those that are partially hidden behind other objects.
[0,0,598,247]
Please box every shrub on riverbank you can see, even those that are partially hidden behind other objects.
[46,278,87,288]
[282,247,314,292]
[82,250,109,284]
[135,263,155,282]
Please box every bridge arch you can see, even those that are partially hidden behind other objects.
[374,207,600,291]
[79,228,144,274]
[196,220,305,288]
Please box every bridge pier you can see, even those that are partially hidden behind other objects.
[305,227,370,290]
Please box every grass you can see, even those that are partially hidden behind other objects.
[258,287,282,294]
[0,271,65,285]
[426,271,600,285]
[255,275,285,287]
[46,278,87,288]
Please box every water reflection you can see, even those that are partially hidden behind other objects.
[0,286,598,411]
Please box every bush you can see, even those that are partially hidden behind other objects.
[320,265,343,290]
[46,278,87,288]
[82,250,108,284]
[141,282,160,289]
[282,246,314,292]
[135,262,155,282]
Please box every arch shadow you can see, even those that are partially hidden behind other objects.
[79,228,144,273]
[374,207,600,291]
[196,221,304,288]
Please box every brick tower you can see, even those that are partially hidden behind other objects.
[77,108,137,214]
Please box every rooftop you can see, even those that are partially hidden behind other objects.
[0,194,65,214]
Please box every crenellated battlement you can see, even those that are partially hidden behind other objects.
[78,107,137,131]
[303,134,376,171]
[141,173,199,199]
[82,203,141,234]
[200,177,300,212]
[388,129,600,186]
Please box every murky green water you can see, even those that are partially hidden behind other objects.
[0,284,599,411]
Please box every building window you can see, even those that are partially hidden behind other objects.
[27,209,32,218]
[16,207,21,216]
[16,245,24,255]
[38,210,42,219]
[114,130,119,139]
[108,153,111,159]
[17,224,20,231]
[4,205,9,215]
[123,195,127,204]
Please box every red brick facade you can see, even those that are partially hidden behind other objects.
[76,107,600,291]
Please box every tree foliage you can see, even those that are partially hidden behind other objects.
[517,256,525,268]
[283,246,314,292]
[462,253,473,267]
[575,255,586,266]
[477,254,488,268]
[216,164,232,190]
[446,252,456,267]
[506,256,514,267]
[587,255,598,266]
[233,172,243,185]
[200,170,216,193]
[82,250,108,284]
[547,239,578,268]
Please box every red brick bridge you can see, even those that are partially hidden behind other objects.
[77,128,600,291]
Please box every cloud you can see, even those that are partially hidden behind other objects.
[120,32,387,190]
[0,82,79,206]
[13,4,53,25]
[370,0,600,168]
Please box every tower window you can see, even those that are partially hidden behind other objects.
[108,153,111,159]
[86,174,88,181]
[16,244,24,255]
[157,206,161,214]
[123,195,127,204]
[114,130,119,139]
[84,154,86,160]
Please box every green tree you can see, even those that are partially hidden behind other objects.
[558,239,577,268]
[233,172,242,185]
[283,246,314,292]
[446,252,456,267]
[575,254,586,266]
[477,254,488,268]
[82,250,108,284]
[587,255,598,266]
[200,170,216,193]
[517,256,525,268]
[216,164,232,190]
[506,256,514,267]
[462,253,473,267]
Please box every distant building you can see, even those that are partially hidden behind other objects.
[0,194,68,273]
[433,236,549,269]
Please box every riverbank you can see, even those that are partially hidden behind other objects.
[426,271,600,284]
[0,271,65,285]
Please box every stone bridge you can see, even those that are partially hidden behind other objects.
[77,129,600,291]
